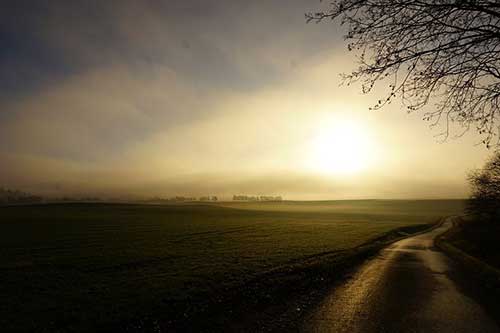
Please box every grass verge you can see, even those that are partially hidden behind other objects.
[435,217,500,296]
[435,218,500,319]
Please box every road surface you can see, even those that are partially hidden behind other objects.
[301,218,500,333]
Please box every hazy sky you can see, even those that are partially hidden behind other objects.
[0,0,493,199]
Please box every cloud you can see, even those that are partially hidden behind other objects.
[0,0,492,198]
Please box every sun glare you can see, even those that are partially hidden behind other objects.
[308,119,374,175]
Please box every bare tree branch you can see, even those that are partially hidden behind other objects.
[308,0,500,147]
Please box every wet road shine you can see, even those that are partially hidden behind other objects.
[302,218,500,333]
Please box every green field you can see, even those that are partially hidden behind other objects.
[0,200,464,331]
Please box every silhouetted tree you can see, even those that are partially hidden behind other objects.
[308,1,500,146]
[467,152,500,221]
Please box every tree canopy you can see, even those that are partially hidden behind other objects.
[468,152,500,220]
[308,0,500,146]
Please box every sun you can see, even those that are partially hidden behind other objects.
[308,119,374,175]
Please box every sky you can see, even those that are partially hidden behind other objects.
[0,0,493,199]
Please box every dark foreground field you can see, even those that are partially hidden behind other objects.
[0,200,464,331]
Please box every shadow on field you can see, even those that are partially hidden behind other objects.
[146,222,441,332]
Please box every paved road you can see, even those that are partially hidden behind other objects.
[301,218,500,333]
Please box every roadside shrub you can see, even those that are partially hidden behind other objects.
[467,152,500,222]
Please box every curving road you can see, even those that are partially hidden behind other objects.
[301,218,500,333]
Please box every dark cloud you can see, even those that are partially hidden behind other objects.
[0,0,337,158]
[0,0,336,98]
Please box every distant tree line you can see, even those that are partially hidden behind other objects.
[52,196,102,202]
[144,196,218,203]
[468,152,500,222]
[232,195,283,202]
[199,196,218,202]
[0,188,43,204]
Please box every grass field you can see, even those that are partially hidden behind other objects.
[0,200,464,331]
